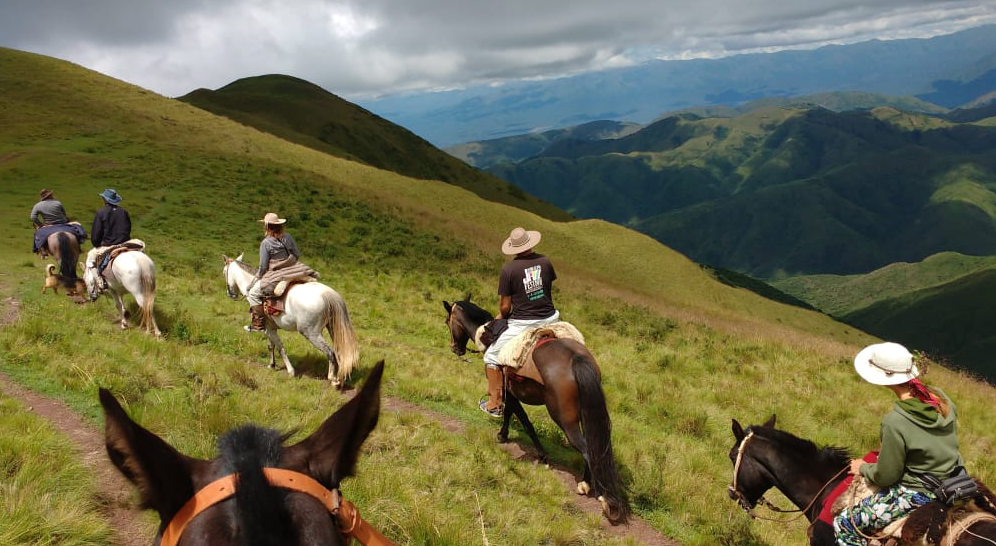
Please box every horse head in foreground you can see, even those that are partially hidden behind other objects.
[443,297,630,523]
[728,417,996,546]
[223,253,358,387]
[101,361,392,546]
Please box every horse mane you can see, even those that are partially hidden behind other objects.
[456,300,493,326]
[750,425,850,470]
[218,426,293,546]
[233,259,256,274]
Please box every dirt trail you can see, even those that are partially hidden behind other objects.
[381,397,679,546]
[0,292,152,546]
[1,292,677,546]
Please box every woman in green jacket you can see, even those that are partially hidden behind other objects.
[834,342,963,546]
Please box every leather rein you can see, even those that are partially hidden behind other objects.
[729,431,847,523]
[161,468,397,546]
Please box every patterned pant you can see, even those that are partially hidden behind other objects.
[833,484,933,546]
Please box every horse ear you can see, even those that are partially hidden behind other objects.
[283,360,383,489]
[464,293,472,302]
[732,419,745,440]
[222,254,230,263]
[763,414,776,428]
[443,301,452,314]
[100,388,203,519]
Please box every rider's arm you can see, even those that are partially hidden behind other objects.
[91,210,104,248]
[30,204,42,226]
[257,240,271,278]
[283,233,301,259]
[859,415,906,487]
[497,295,512,319]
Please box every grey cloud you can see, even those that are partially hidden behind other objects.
[1,0,993,98]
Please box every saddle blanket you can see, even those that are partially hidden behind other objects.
[828,454,996,546]
[34,222,87,253]
[263,280,315,316]
[496,321,585,370]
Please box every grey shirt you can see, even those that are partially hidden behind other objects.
[30,199,69,226]
[257,234,301,277]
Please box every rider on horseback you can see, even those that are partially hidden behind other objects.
[245,212,318,332]
[90,189,132,288]
[835,342,965,545]
[31,189,86,255]
[480,227,559,417]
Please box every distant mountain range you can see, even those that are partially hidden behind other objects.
[178,75,570,221]
[362,24,996,147]
[485,106,996,278]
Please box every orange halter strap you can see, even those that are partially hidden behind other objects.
[161,468,397,546]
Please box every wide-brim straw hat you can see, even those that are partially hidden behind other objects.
[258,212,287,225]
[501,227,541,255]
[39,189,53,200]
[854,342,919,386]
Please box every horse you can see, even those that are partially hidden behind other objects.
[45,231,85,296]
[728,416,996,546]
[443,297,630,523]
[223,253,358,388]
[82,247,161,336]
[101,360,394,546]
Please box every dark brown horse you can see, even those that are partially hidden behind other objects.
[44,231,85,296]
[444,298,630,523]
[101,361,390,546]
[729,416,996,545]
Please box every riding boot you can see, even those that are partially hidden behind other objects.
[484,366,504,413]
[244,305,266,332]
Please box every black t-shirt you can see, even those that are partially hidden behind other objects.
[498,252,557,320]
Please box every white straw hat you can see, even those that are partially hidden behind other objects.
[501,227,541,255]
[258,212,286,225]
[854,342,919,386]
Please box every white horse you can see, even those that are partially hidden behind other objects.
[83,248,161,336]
[222,253,358,387]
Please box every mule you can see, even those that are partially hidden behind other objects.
[101,360,391,546]
[223,254,358,387]
[45,231,85,296]
[444,298,629,523]
[728,416,996,545]
[83,248,161,336]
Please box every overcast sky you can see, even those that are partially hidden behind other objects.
[2,0,995,99]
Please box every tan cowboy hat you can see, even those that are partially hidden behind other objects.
[258,212,286,225]
[854,342,919,386]
[39,189,54,200]
[501,227,541,255]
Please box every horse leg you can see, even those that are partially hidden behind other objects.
[555,415,593,497]
[502,395,549,464]
[302,330,341,388]
[111,291,128,330]
[267,328,294,377]
[266,338,277,369]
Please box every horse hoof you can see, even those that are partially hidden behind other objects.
[598,496,609,514]
[577,481,590,496]
[497,433,508,443]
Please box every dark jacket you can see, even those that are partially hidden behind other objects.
[91,204,132,247]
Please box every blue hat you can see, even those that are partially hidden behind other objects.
[99,189,122,205]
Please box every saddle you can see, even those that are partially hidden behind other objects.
[262,280,312,316]
[494,322,586,386]
[829,471,996,546]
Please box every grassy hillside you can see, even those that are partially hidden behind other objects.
[489,106,996,277]
[773,252,996,316]
[3,47,996,546]
[179,75,570,222]
[842,268,996,383]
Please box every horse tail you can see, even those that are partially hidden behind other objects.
[140,260,156,331]
[572,353,630,523]
[322,289,358,383]
[55,232,78,288]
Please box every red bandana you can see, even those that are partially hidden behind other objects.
[908,378,941,410]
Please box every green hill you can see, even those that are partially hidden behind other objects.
[842,268,996,383]
[773,252,996,316]
[489,106,996,277]
[3,47,996,546]
[179,74,570,221]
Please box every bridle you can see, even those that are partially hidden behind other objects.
[223,261,243,301]
[729,430,847,523]
[162,468,397,546]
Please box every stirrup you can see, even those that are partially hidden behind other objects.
[478,396,502,418]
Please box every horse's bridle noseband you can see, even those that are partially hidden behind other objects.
[223,262,243,300]
[162,468,397,546]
